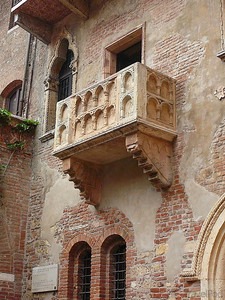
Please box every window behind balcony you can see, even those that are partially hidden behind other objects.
[58,49,74,101]
[104,25,145,77]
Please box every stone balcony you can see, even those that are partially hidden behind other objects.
[12,0,89,44]
[53,63,177,205]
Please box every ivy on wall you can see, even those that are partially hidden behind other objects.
[0,108,38,179]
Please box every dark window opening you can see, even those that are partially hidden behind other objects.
[116,41,142,72]
[58,49,74,101]
[112,244,126,300]
[7,87,22,116]
[78,249,91,300]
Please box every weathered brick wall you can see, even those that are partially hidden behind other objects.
[0,118,34,299]
[1,0,225,299]
[0,1,29,94]
[22,0,225,299]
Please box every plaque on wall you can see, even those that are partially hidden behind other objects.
[32,264,58,293]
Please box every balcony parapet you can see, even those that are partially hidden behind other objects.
[53,63,177,205]
[12,0,89,44]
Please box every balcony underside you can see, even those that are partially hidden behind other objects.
[54,120,176,206]
[12,0,89,43]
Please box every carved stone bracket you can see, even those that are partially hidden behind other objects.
[62,157,102,206]
[125,132,173,189]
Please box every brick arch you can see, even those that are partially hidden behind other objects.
[1,80,22,98]
[59,234,95,300]
[98,224,133,247]
[63,232,96,255]
[57,205,136,299]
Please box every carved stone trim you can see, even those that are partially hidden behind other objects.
[214,86,225,101]
[217,50,225,62]
[125,132,173,189]
[181,193,225,281]
[62,157,102,206]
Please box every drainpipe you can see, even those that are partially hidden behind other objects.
[20,33,37,118]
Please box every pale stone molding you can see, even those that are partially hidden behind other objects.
[0,273,15,282]
[126,132,173,188]
[214,86,225,101]
[182,193,225,294]
[62,157,102,206]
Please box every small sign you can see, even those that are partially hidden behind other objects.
[32,264,58,293]
[0,273,15,282]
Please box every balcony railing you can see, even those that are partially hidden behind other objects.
[54,62,176,154]
[53,63,176,205]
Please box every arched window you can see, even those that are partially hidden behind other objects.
[58,49,74,101]
[1,80,23,116]
[101,235,127,300]
[111,244,126,300]
[78,248,91,300]
[68,242,92,300]
[43,37,77,134]
[7,86,22,115]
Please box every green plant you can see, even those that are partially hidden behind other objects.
[0,108,11,125]
[15,119,39,132]
[6,141,25,151]
[0,164,6,172]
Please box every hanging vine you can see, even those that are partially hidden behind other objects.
[0,108,38,178]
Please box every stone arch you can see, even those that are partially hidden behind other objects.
[107,105,116,125]
[160,80,170,99]
[123,71,133,92]
[84,113,93,134]
[75,95,82,117]
[95,109,105,130]
[182,193,225,299]
[60,103,68,122]
[84,91,93,111]
[59,124,67,145]
[146,97,159,120]
[74,119,82,140]
[44,30,78,133]
[160,102,171,124]
[147,73,158,94]
[122,95,133,118]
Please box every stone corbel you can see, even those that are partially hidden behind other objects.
[62,157,102,206]
[125,132,173,189]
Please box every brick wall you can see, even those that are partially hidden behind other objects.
[2,0,223,299]
[0,117,34,299]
